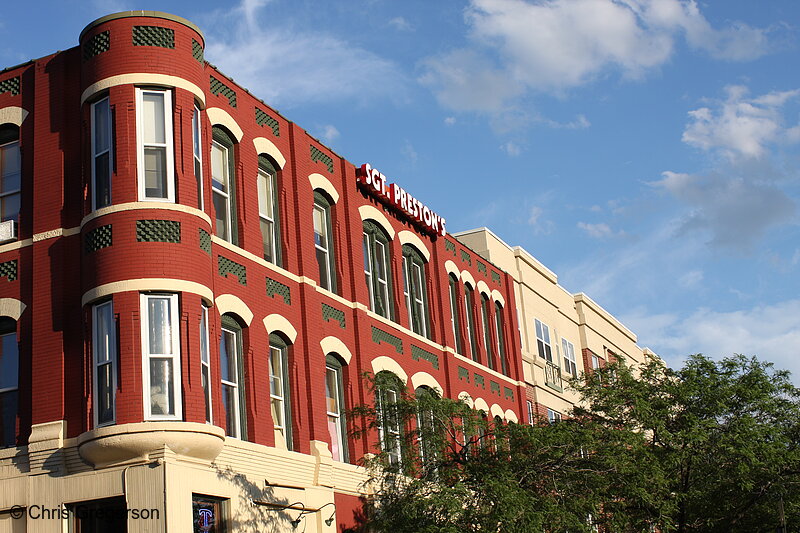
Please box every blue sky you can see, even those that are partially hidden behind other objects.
[3,0,800,381]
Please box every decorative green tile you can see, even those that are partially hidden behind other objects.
[132,26,175,48]
[444,240,456,256]
[310,145,334,173]
[0,77,20,97]
[255,107,280,137]
[0,260,17,282]
[266,277,291,305]
[504,387,514,400]
[491,271,501,284]
[136,220,181,243]
[85,225,112,253]
[192,39,204,64]
[371,326,403,354]
[461,250,471,265]
[210,75,237,108]
[477,261,487,275]
[199,229,211,254]
[83,31,110,61]
[474,373,485,389]
[411,345,439,370]
[458,366,470,382]
[490,381,501,396]
[322,303,345,328]
[218,256,246,285]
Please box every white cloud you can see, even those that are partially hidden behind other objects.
[204,1,404,107]
[389,16,413,31]
[527,205,555,235]
[621,301,800,385]
[401,141,418,166]
[319,125,340,144]
[501,141,521,156]
[577,221,620,239]
[677,269,703,288]
[420,0,773,112]
[682,85,800,160]
[444,117,457,126]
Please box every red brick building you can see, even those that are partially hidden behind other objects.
[0,11,525,532]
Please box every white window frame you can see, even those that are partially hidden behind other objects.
[363,232,375,310]
[200,304,212,424]
[526,400,534,425]
[270,341,292,450]
[135,88,175,202]
[377,385,402,466]
[0,319,19,447]
[220,325,242,438]
[90,97,113,211]
[562,338,577,377]
[140,293,182,420]
[547,408,562,424]
[211,140,233,242]
[534,318,553,362]
[192,106,203,210]
[325,361,346,462]
[258,165,278,263]
[92,301,117,427]
[592,354,601,370]
[313,200,333,290]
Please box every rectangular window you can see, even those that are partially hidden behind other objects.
[547,408,562,424]
[526,400,534,425]
[258,167,277,263]
[314,202,333,290]
[91,97,113,210]
[363,233,374,310]
[270,342,292,450]
[193,494,228,533]
[220,327,241,438]
[0,136,20,225]
[562,338,577,377]
[93,301,116,427]
[377,387,401,466]
[141,294,181,420]
[534,319,553,362]
[374,240,390,318]
[402,255,428,337]
[481,296,494,370]
[193,107,203,210]
[200,305,211,424]
[0,320,19,447]
[592,354,601,370]
[494,303,507,375]
[464,287,478,362]
[325,363,345,461]
[449,277,463,354]
[136,89,174,201]
[211,141,232,241]
[68,497,129,533]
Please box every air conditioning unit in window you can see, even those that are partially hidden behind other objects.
[0,220,17,243]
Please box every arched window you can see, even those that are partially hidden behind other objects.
[211,127,238,244]
[464,284,478,362]
[448,275,463,354]
[90,98,112,210]
[363,221,393,319]
[314,191,336,292]
[402,245,428,338]
[375,371,403,466]
[258,155,281,265]
[480,294,495,371]
[0,317,19,447]
[220,314,246,439]
[494,302,508,375]
[269,333,293,450]
[0,124,20,226]
[415,386,439,469]
[92,301,117,427]
[325,354,347,461]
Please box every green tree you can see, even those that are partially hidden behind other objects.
[351,355,800,533]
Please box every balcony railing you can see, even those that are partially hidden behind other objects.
[544,361,563,391]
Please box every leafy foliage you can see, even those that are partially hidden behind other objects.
[351,355,800,532]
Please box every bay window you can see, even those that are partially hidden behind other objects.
[91,97,112,210]
[220,316,245,438]
[200,304,211,423]
[136,88,174,201]
[192,106,203,210]
[93,301,116,426]
[141,294,181,420]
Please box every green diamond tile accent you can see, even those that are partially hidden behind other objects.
[266,277,291,305]
[477,261,487,275]
[132,25,175,48]
[85,225,112,253]
[490,381,501,396]
[255,107,280,137]
[83,31,110,61]
[491,271,501,284]
[218,256,246,285]
[199,229,211,254]
[136,220,181,243]
[411,345,439,370]
[0,260,17,282]
[371,326,403,355]
[474,373,485,389]
[504,387,514,401]
[461,250,471,265]
[210,75,237,108]
[192,38,204,64]
[444,240,456,256]
[0,77,20,97]
[310,145,334,173]
[322,303,345,328]
[458,366,470,383]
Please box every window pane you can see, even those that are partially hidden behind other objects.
[260,219,274,263]
[147,297,172,355]
[149,357,174,415]
[258,170,273,216]
[0,333,18,390]
[213,192,229,240]
[269,348,283,398]
[142,92,166,144]
[95,305,113,364]
[325,367,339,414]
[192,108,201,158]
[1,194,19,223]
[95,152,111,208]
[313,205,326,248]
[202,365,211,423]
[222,384,238,437]
[0,143,20,192]
[97,362,113,424]
[0,390,18,447]
[144,146,167,198]
[219,330,237,383]
[94,99,110,153]
[317,247,329,290]
[211,144,227,191]
[200,311,209,365]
